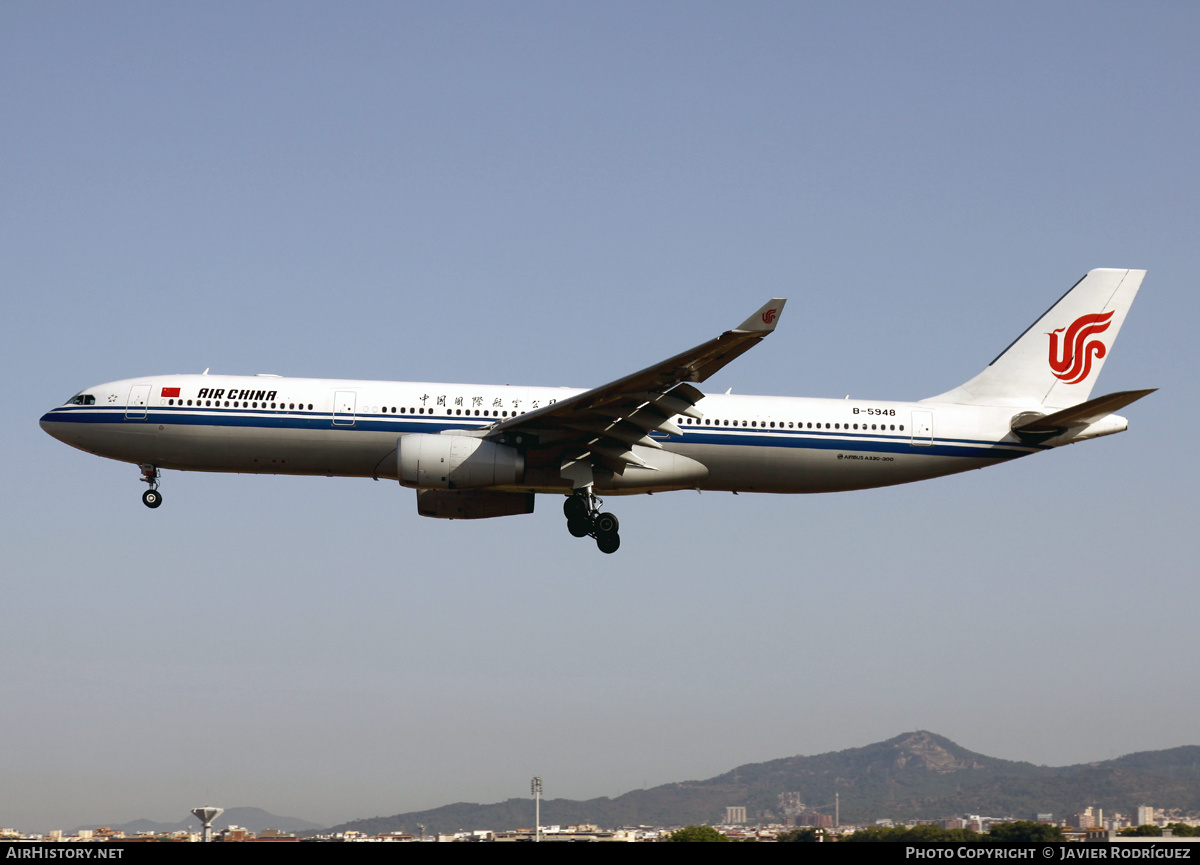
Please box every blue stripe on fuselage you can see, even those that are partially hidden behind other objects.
[40,407,1038,462]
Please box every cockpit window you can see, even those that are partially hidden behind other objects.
[66,393,96,406]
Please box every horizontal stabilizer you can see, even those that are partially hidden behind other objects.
[1012,388,1156,436]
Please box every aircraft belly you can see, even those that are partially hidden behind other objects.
[153,422,388,475]
[674,439,998,493]
[155,424,396,477]
[46,416,395,479]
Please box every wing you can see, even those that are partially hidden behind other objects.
[486,298,786,482]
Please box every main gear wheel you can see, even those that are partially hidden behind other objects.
[562,492,621,553]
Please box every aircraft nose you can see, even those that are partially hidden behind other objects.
[40,411,68,442]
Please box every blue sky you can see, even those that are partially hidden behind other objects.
[2,1,1196,831]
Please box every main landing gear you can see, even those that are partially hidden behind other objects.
[563,492,620,554]
[139,464,163,509]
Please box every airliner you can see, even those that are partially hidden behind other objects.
[40,268,1152,553]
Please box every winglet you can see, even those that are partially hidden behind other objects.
[734,298,787,333]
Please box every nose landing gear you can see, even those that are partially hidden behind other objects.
[139,464,163,509]
[563,492,621,553]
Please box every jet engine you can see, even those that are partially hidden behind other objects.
[398,433,524,490]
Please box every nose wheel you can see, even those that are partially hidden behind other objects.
[139,464,163,509]
[563,492,621,553]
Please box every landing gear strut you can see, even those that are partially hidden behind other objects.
[139,464,163,509]
[563,491,620,553]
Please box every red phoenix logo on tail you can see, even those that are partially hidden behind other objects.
[1048,310,1114,384]
[761,308,778,325]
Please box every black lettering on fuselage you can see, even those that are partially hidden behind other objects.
[197,387,278,403]
[234,388,274,401]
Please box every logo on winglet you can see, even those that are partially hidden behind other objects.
[1048,310,1114,384]
[761,308,778,325]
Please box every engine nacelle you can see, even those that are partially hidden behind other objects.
[416,489,535,520]
[398,433,525,490]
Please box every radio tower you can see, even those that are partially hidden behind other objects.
[531,777,543,842]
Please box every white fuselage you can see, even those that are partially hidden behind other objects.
[40,373,1058,496]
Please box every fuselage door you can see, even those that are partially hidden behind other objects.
[333,391,357,426]
[125,384,151,420]
[910,410,933,446]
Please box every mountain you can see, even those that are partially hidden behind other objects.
[325,731,1200,835]
[79,806,324,836]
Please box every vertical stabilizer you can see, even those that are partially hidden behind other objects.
[925,268,1145,409]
